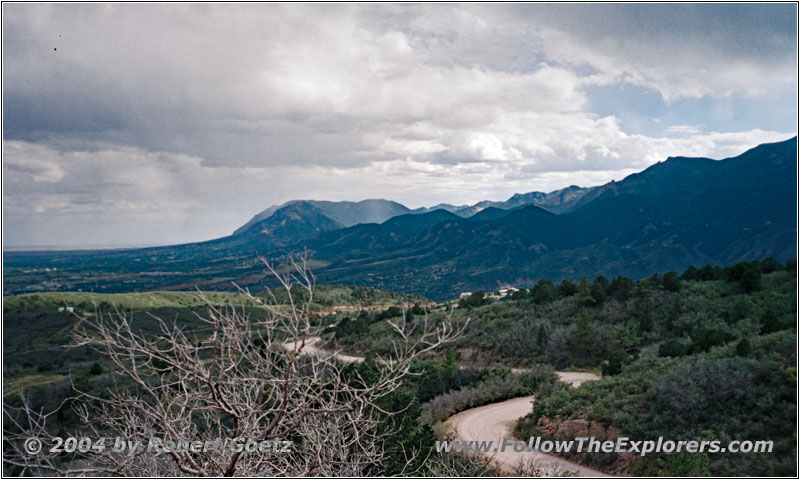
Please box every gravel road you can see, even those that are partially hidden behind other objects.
[445,371,608,477]
[284,337,608,476]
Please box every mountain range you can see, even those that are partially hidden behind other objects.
[232,183,595,243]
[3,137,796,300]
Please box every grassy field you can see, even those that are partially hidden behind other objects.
[3,284,429,312]
[3,290,258,311]
[2,284,429,396]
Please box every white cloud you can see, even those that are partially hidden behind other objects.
[3,142,65,183]
[1,4,796,246]
[4,125,791,246]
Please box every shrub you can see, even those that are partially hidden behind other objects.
[89,362,103,375]
[691,326,734,352]
[658,339,688,357]
[421,366,557,425]
[458,291,487,309]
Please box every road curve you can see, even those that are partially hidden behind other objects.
[285,338,607,476]
[281,336,367,364]
[446,371,608,477]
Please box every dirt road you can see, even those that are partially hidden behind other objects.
[281,336,366,364]
[446,371,608,477]
[284,337,607,476]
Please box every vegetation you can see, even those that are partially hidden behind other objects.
[2,257,795,476]
[3,285,425,313]
[421,366,558,425]
[326,258,795,476]
[3,262,464,476]
[508,259,797,477]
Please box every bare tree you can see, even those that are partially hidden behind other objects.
[4,257,467,476]
[422,451,496,477]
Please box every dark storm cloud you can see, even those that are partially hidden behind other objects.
[2,3,796,246]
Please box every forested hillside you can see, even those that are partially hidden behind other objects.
[331,258,797,476]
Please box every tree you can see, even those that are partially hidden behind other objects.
[458,291,487,309]
[510,288,528,301]
[698,264,720,281]
[786,258,797,273]
[681,265,699,281]
[664,297,681,332]
[442,347,459,390]
[576,277,594,306]
[376,305,404,321]
[535,323,548,349]
[662,271,681,292]
[648,272,662,288]
[532,279,557,304]
[759,256,783,274]
[410,303,427,315]
[602,349,632,376]
[691,326,734,352]
[657,450,711,476]
[558,279,578,298]
[591,276,609,304]
[739,265,761,292]
[570,309,596,366]
[633,297,653,333]
[658,339,688,357]
[4,258,467,476]
[759,305,790,334]
[609,276,634,302]
[735,337,752,356]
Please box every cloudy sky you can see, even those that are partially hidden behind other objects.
[3,3,797,247]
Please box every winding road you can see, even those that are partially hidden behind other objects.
[446,371,607,477]
[283,337,607,476]
[282,336,366,364]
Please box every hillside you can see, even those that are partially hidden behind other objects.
[304,137,796,297]
[234,199,412,235]
[3,137,796,300]
[331,262,797,476]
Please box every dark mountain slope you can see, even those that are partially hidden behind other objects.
[304,209,461,258]
[234,199,410,234]
[306,138,796,298]
[235,202,345,247]
[461,206,510,222]
[499,185,592,213]
[567,137,796,212]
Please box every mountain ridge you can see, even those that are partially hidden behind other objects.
[3,136,796,300]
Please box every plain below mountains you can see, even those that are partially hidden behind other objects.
[4,137,797,300]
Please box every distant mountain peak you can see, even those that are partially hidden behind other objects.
[234,198,411,235]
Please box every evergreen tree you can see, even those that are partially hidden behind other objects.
[662,271,681,292]
[532,279,557,304]
[577,276,594,306]
[558,279,578,298]
[535,323,548,349]
[609,276,634,302]
[570,309,595,365]
[681,265,699,281]
[591,276,609,304]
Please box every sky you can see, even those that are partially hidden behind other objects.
[2,3,797,247]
